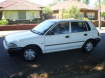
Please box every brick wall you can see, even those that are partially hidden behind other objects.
[0,21,104,31]
[0,24,37,31]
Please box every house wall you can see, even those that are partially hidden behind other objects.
[26,11,40,20]
[80,9,98,20]
[52,9,98,20]
[2,10,40,20]
[52,10,59,18]
[2,11,18,20]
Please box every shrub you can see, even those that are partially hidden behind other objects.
[60,6,81,19]
[0,19,8,25]
[81,17,90,21]
[42,6,53,19]
[101,12,105,20]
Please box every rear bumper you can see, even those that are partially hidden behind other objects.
[95,38,101,42]
[94,38,101,46]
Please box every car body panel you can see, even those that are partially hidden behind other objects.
[3,19,101,54]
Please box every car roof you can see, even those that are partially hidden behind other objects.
[46,19,89,22]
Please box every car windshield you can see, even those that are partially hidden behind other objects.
[32,20,56,35]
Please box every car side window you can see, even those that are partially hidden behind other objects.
[71,22,89,33]
[47,22,69,35]
[85,22,91,31]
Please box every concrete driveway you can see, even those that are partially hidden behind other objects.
[0,33,105,78]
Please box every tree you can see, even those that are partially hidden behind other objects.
[76,0,89,4]
[101,12,105,19]
[96,0,102,29]
[60,6,81,19]
[81,0,89,4]
[95,0,105,7]
[83,0,89,4]
[101,0,105,19]
[100,0,105,5]
[42,6,53,19]
[50,0,67,6]
[55,0,67,2]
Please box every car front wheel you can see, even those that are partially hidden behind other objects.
[23,47,38,61]
[8,51,16,56]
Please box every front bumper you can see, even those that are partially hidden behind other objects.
[8,47,23,53]
[3,40,23,53]
[3,40,8,50]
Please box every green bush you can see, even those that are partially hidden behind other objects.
[0,19,8,25]
[101,12,105,19]
[81,17,90,21]
[42,6,53,19]
[60,6,81,19]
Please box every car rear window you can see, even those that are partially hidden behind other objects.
[71,21,90,33]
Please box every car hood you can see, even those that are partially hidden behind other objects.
[5,30,39,43]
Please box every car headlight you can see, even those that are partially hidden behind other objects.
[8,43,17,48]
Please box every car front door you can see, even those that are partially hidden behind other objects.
[44,21,71,53]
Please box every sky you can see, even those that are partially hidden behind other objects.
[0,0,96,6]
[29,0,54,5]
[89,0,97,7]
[0,0,54,5]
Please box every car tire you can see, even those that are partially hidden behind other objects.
[8,50,17,56]
[82,41,94,53]
[23,46,39,61]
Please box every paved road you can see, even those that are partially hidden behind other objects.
[0,33,105,78]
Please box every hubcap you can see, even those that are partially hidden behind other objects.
[24,49,36,61]
[85,42,93,52]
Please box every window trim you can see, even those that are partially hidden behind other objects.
[44,22,58,35]
[70,21,91,33]
[85,22,91,31]
[45,21,70,35]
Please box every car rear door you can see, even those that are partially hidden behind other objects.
[69,21,91,49]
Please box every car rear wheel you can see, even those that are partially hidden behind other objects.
[83,41,94,53]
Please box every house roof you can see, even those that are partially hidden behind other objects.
[51,0,98,11]
[0,0,43,10]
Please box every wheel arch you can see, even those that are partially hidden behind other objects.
[82,39,95,53]
[83,38,96,47]
[24,44,43,55]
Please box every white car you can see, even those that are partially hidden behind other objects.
[3,19,101,61]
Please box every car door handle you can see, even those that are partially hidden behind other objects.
[84,34,87,36]
[65,35,69,38]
